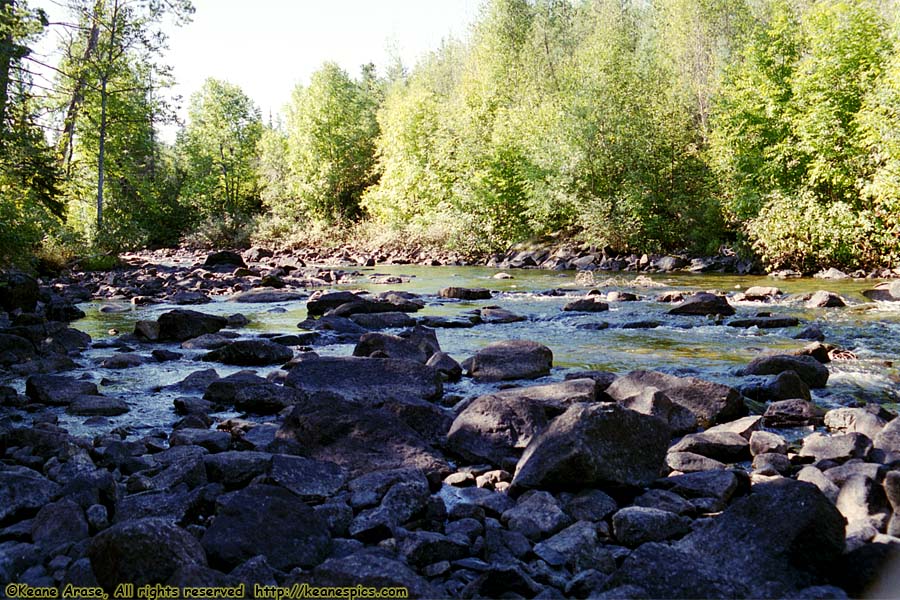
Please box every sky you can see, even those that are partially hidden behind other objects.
[31,0,481,138]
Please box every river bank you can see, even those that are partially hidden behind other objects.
[1,251,899,598]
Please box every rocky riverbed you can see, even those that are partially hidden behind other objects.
[1,249,900,599]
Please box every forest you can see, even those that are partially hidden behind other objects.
[2,0,900,272]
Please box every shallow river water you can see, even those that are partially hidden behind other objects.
[10,265,900,440]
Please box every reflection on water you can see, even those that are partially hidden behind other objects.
[6,265,900,438]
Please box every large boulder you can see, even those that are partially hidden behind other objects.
[0,333,37,366]
[0,270,39,313]
[604,479,846,598]
[606,370,745,428]
[511,403,670,492]
[201,484,331,571]
[562,297,610,312]
[301,549,437,599]
[88,518,207,590]
[201,339,293,366]
[874,416,900,456]
[806,291,846,308]
[154,310,228,342]
[204,372,303,415]
[353,332,432,363]
[0,466,61,524]
[466,340,553,381]
[446,379,601,466]
[439,287,492,300]
[306,291,362,317]
[203,250,246,268]
[276,394,450,479]
[284,356,442,405]
[739,354,829,388]
[668,292,735,316]
[25,375,99,405]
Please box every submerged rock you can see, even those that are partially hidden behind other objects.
[668,292,735,316]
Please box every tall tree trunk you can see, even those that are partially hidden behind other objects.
[97,73,107,231]
[58,0,102,174]
[0,0,14,140]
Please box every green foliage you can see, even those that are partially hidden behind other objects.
[284,62,379,222]
[178,78,262,220]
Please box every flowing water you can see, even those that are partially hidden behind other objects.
[7,266,900,440]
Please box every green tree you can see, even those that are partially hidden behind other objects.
[178,78,262,220]
[284,61,380,222]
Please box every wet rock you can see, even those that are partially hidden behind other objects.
[606,370,745,428]
[181,334,232,350]
[668,292,734,316]
[265,454,347,502]
[439,287,492,300]
[563,297,610,312]
[156,309,228,342]
[302,549,437,599]
[285,356,442,404]
[305,291,362,317]
[740,370,811,402]
[739,354,829,388]
[466,340,553,382]
[152,349,181,362]
[806,291,847,308]
[169,368,220,392]
[25,375,99,405]
[203,371,303,414]
[613,506,692,547]
[88,518,207,589]
[202,339,293,366]
[0,466,60,524]
[763,399,825,427]
[204,250,246,268]
[277,394,449,479]
[203,451,272,488]
[799,432,872,463]
[669,431,750,463]
[447,379,601,466]
[419,315,479,328]
[825,407,889,440]
[231,289,306,303]
[169,428,231,453]
[67,396,129,416]
[512,403,670,492]
[749,430,787,456]
[727,316,799,329]
[349,312,416,329]
[501,491,572,540]
[604,479,845,598]
[327,295,422,317]
[795,324,826,341]
[0,270,39,312]
[479,307,526,324]
[202,484,331,571]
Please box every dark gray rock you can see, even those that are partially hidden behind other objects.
[740,370,811,402]
[612,506,692,547]
[739,354,829,388]
[25,375,98,406]
[654,470,739,505]
[479,307,526,324]
[797,466,840,504]
[669,431,750,462]
[88,518,207,589]
[302,549,437,599]
[749,430,788,456]
[667,451,727,472]
[426,351,462,381]
[114,488,202,525]
[563,297,610,312]
[181,333,232,350]
[0,270,39,312]
[202,484,331,571]
[204,250,246,268]
[0,332,37,365]
[353,332,431,363]
[168,368,220,392]
[447,379,600,466]
[285,356,443,404]
[800,432,872,463]
[398,531,468,566]
[99,352,145,369]
[752,452,792,475]
[727,316,800,329]
[202,339,293,366]
[606,370,745,428]
[67,396,129,416]
[632,489,695,516]
[231,289,306,303]
[501,491,572,540]
[668,292,734,316]
[563,488,618,522]
[169,428,231,454]
[533,520,615,572]
[155,309,228,342]
[276,394,449,479]
[349,312,416,329]
[30,500,88,550]
[512,403,670,492]
[614,387,697,434]
[266,454,346,502]
[466,340,553,382]
[604,479,845,598]
[763,399,826,427]
[169,291,212,305]
[439,287,492,300]
[203,451,272,488]
[0,466,60,524]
